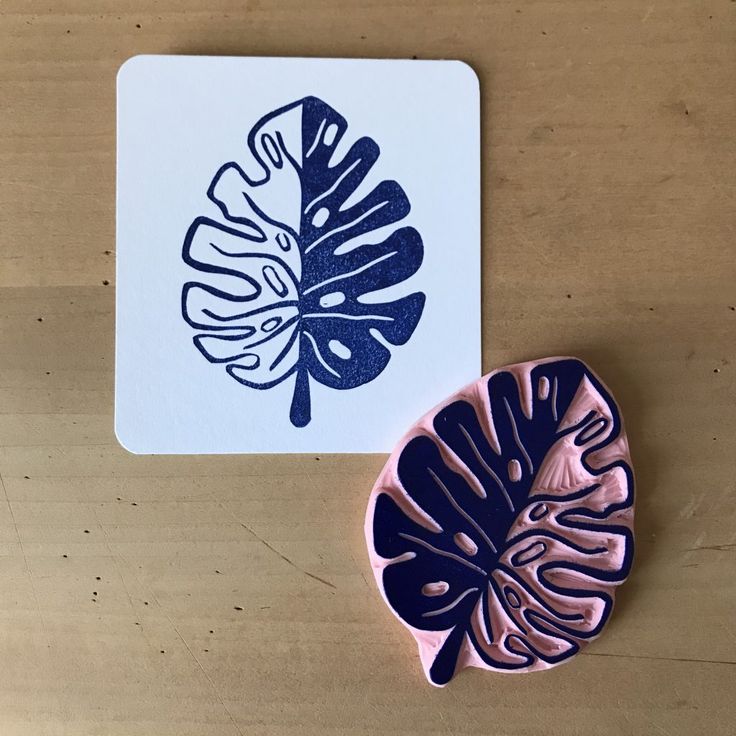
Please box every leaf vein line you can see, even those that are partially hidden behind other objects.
[458,423,515,512]
[303,331,341,378]
[428,467,498,553]
[398,533,486,575]
[503,397,533,474]
[201,300,299,323]
[304,200,388,254]
[269,325,300,371]
[422,587,480,618]
[303,251,397,295]
[305,118,326,158]
[305,158,361,211]
[301,312,393,322]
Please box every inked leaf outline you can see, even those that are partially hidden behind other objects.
[181,96,425,427]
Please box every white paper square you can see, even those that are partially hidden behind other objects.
[116,55,480,453]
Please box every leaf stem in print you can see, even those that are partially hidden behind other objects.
[289,368,311,428]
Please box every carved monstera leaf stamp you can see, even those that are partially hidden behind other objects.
[365,357,634,686]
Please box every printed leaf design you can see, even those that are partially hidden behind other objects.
[365,357,635,686]
[182,97,425,427]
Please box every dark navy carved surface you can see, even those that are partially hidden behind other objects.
[367,358,635,686]
[181,97,425,427]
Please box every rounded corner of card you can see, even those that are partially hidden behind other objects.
[117,54,154,89]
[114,412,147,455]
[448,59,480,95]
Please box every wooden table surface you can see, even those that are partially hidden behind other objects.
[1,1,734,734]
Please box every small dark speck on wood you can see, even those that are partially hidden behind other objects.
[102,280,110,286]
[234,606,243,611]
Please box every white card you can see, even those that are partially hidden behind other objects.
[116,55,480,454]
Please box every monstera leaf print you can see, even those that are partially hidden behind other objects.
[365,357,635,686]
[181,97,425,427]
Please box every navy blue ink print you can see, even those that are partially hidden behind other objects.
[181,97,425,427]
[366,358,635,686]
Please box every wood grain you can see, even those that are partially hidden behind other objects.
[1,1,734,734]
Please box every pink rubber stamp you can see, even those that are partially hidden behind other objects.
[365,357,634,686]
